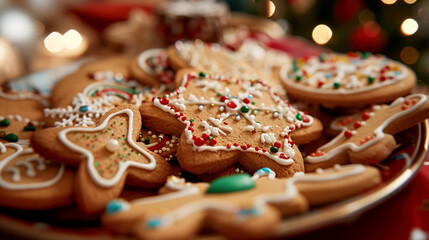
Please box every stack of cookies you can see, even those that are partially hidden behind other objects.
[0,39,427,239]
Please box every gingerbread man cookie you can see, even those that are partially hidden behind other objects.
[280,52,416,106]
[305,93,429,172]
[102,164,380,239]
[140,70,323,177]
[32,104,172,214]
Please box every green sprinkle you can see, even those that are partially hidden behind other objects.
[144,137,150,144]
[295,75,302,82]
[333,82,340,89]
[23,125,36,131]
[240,106,250,113]
[113,121,116,125]
[368,76,375,84]
[199,72,206,78]
[0,119,10,127]
[94,162,99,167]
[190,119,194,122]
[270,146,279,153]
[117,153,121,157]
[296,113,302,121]
[217,93,221,97]
[251,101,255,105]
[123,147,127,151]
[4,133,18,142]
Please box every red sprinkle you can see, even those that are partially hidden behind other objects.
[209,138,217,146]
[227,101,237,108]
[220,96,228,102]
[233,143,239,147]
[246,144,251,148]
[243,98,250,104]
[159,98,169,105]
[194,137,205,146]
[255,147,259,151]
[354,121,361,129]
[262,149,267,153]
[344,130,353,138]
[223,122,228,125]
[302,116,310,123]
[274,142,281,148]
[362,111,370,120]
[280,153,288,159]
[401,105,407,110]
[380,75,387,81]
[181,116,187,121]
[240,145,247,150]
[226,144,231,149]
[202,133,210,140]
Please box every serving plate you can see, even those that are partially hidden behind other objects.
[0,64,427,240]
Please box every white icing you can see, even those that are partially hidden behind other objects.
[106,139,120,152]
[58,109,156,188]
[0,142,65,190]
[137,48,165,76]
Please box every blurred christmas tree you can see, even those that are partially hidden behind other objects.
[229,0,429,86]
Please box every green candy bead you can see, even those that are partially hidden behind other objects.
[368,76,375,84]
[270,146,279,153]
[24,125,36,131]
[4,133,18,142]
[206,174,255,194]
[0,119,10,127]
[199,72,206,78]
[333,82,340,89]
[240,106,250,113]
[144,137,150,144]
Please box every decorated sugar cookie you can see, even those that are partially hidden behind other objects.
[32,105,172,214]
[167,40,259,79]
[280,52,416,106]
[44,69,160,127]
[140,70,323,177]
[0,95,74,209]
[130,48,175,89]
[102,164,380,239]
[138,127,179,161]
[305,94,429,172]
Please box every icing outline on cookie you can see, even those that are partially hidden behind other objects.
[58,109,156,187]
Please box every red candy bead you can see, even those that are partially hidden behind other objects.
[362,111,370,120]
[274,142,281,148]
[220,96,228,102]
[159,98,169,105]
[243,98,250,104]
[194,137,205,146]
[202,133,210,140]
[354,121,361,129]
[344,130,353,138]
[227,101,237,108]
[209,138,217,146]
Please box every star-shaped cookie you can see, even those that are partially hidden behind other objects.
[32,104,172,213]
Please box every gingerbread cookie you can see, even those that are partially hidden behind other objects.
[131,48,175,89]
[0,95,74,209]
[305,94,429,172]
[32,104,172,214]
[44,69,159,127]
[140,70,323,177]
[138,127,179,161]
[167,40,259,79]
[280,52,416,106]
[102,164,380,239]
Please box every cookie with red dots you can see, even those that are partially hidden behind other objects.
[138,127,179,161]
[139,69,323,177]
[130,48,175,90]
[280,52,416,107]
[45,58,160,128]
[305,94,429,172]
[31,104,172,214]
[101,164,380,239]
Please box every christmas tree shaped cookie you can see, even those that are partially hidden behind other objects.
[32,104,172,213]
[140,70,323,177]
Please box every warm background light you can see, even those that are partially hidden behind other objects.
[404,0,417,4]
[400,46,419,64]
[44,31,63,53]
[62,29,82,49]
[401,18,418,35]
[312,24,332,45]
[381,0,397,4]
[267,1,276,17]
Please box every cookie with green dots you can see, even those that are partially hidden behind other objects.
[140,70,323,178]
[31,104,172,214]
[280,52,416,106]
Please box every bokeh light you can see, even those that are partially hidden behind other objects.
[44,32,63,53]
[312,24,332,45]
[0,10,35,43]
[404,0,417,4]
[62,29,82,50]
[267,1,276,18]
[400,46,419,64]
[381,0,397,4]
[401,18,418,35]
